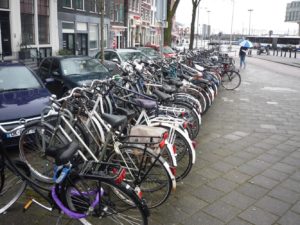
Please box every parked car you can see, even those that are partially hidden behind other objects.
[95,49,151,65]
[145,44,176,58]
[0,62,51,148]
[37,56,111,97]
[136,47,162,60]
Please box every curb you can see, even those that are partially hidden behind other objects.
[251,56,300,69]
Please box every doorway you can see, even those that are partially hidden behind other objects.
[0,11,12,57]
[63,33,75,55]
[77,33,87,56]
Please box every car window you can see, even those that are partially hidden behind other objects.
[140,48,160,57]
[163,46,175,54]
[110,52,119,61]
[0,66,42,91]
[39,58,52,79]
[118,51,149,62]
[60,58,109,75]
[104,51,111,60]
[50,59,60,75]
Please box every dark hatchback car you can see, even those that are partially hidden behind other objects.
[0,62,50,148]
[38,56,111,97]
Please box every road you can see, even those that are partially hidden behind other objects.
[1,57,300,225]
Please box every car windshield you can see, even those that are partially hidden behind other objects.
[0,66,42,92]
[163,46,175,54]
[118,51,149,62]
[61,58,108,76]
[139,48,160,58]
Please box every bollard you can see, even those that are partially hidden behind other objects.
[281,49,282,56]
[273,49,275,56]
[295,50,297,58]
[276,49,278,56]
[289,50,292,58]
[284,51,286,57]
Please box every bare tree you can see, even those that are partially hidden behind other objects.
[164,0,180,46]
[189,0,201,50]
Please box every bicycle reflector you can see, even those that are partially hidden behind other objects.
[183,122,188,129]
[114,168,126,185]
[170,167,176,176]
[159,132,169,149]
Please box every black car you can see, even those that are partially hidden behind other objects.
[38,56,111,97]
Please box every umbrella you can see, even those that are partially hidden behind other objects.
[239,40,253,48]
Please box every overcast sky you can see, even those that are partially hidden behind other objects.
[176,0,299,35]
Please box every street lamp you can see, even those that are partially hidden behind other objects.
[229,0,235,50]
[248,9,253,36]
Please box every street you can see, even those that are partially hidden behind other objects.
[1,57,300,225]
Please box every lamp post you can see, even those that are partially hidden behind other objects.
[248,9,253,36]
[207,10,211,40]
[196,5,200,48]
[229,0,235,50]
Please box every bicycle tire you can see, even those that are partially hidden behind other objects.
[221,71,241,90]
[60,175,148,225]
[0,160,27,214]
[106,146,173,209]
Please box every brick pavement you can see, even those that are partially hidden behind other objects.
[1,57,300,225]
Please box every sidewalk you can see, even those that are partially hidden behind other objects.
[250,52,300,68]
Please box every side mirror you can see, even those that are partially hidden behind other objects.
[52,71,60,76]
[45,78,55,83]
[112,58,120,63]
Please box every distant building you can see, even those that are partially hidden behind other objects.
[57,0,110,56]
[285,1,300,35]
[110,0,126,49]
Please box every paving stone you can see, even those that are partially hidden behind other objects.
[249,175,279,189]
[223,134,242,141]
[233,151,256,160]
[197,167,222,180]
[278,211,300,225]
[267,149,289,158]
[221,191,256,210]
[227,217,253,225]
[254,141,276,150]
[268,186,300,204]
[291,201,300,214]
[271,162,297,175]
[213,148,234,157]
[290,171,300,181]
[208,177,238,193]
[237,163,264,176]
[255,196,291,216]
[256,153,282,163]
[203,200,241,223]
[182,211,224,225]
[170,195,208,216]
[239,206,278,225]
[236,183,269,200]
[262,168,289,182]
[281,156,300,167]
[223,170,251,184]
[211,161,236,173]
[232,131,249,137]
[275,144,298,152]
[280,178,300,193]
[244,146,266,155]
[223,156,246,166]
[192,185,225,203]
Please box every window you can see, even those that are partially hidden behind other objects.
[21,0,35,44]
[38,0,50,44]
[63,0,72,8]
[75,0,84,10]
[89,24,98,49]
[0,0,9,9]
[90,0,97,12]
[50,59,60,74]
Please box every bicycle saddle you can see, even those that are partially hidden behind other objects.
[160,85,176,94]
[115,107,136,120]
[46,142,79,166]
[102,113,128,129]
[166,79,183,88]
[134,98,157,110]
[152,89,172,101]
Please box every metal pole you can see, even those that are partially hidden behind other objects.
[100,0,104,64]
[248,9,253,36]
[160,22,164,56]
[207,10,210,41]
[196,5,200,49]
[229,0,234,50]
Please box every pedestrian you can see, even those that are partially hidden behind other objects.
[239,46,248,69]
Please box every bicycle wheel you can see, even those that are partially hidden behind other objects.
[173,130,194,181]
[106,146,174,208]
[221,71,241,90]
[60,176,148,225]
[0,160,27,214]
[19,122,67,183]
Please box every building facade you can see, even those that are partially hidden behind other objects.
[110,0,126,49]
[57,0,110,57]
[285,1,300,35]
[126,0,142,47]
[0,0,58,60]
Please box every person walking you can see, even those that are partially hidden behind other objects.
[239,46,248,69]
